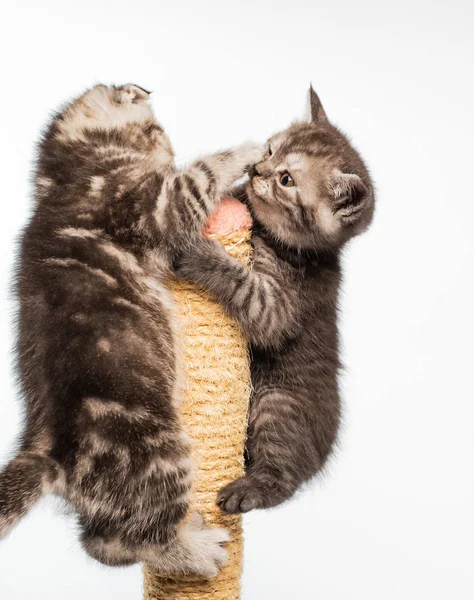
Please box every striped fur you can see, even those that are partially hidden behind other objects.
[176,88,375,513]
[0,84,262,575]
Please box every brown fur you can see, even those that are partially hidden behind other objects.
[0,83,263,575]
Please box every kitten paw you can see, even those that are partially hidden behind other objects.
[217,476,270,514]
[177,512,230,578]
[235,142,265,171]
[211,142,265,190]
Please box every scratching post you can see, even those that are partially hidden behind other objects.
[144,210,252,600]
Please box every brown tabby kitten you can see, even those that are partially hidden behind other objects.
[176,88,375,513]
[0,83,263,575]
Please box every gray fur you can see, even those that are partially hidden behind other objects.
[176,88,375,513]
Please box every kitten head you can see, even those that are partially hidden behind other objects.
[246,87,374,251]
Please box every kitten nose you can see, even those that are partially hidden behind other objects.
[251,163,262,177]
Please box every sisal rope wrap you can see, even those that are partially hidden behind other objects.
[143,230,252,600]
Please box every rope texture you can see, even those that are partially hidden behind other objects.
[143,231,252,600]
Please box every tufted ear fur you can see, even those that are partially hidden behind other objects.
[309,85,328,124]
[114,84,151,104]
[332,169,369,223]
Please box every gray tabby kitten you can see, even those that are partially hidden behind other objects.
[0,83,263,575]
[177,88,375,513]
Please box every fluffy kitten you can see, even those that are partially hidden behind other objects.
[0,84,263,575]
[176,88,375,513]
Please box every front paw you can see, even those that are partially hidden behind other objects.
[235,142,265,171]
[216,476,273,514]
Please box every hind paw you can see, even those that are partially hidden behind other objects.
[179,512,230,578]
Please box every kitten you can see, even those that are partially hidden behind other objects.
[176,87,375,513]
[0,83,263,575]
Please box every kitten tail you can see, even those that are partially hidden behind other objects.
[0,452,60,539]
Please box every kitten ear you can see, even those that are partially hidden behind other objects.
[308,85,328,124]
[332,169,369,224]
[117,84,151,104]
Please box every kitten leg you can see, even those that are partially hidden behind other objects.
[175,236,299,348]
[217,390,302,513]
[200,143,264,194]
[150,144,264,251]
[67,324,231,576]
[81,527,138,567]
[217,387,340,514]
[82,513,230,576]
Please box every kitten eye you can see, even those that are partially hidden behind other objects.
[280,173,294,187]
[264,147,273,159]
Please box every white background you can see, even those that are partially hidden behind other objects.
[1,0,473,598]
